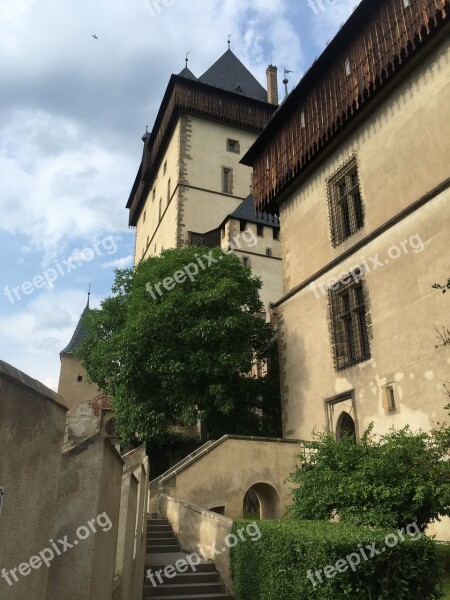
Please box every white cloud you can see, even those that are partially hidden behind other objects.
[100,256,134,270]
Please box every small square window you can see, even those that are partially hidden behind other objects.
[329,274,371,371]
[227,139,240,154]
[240,220,247,232]
[257,224,264,237]
[265,248,273,257]
[327,158,364,247]
[77,375,83,382]
[273,229,280,240]
[242,256,250,267]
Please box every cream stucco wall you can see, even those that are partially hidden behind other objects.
[134,114,261,263]
[280,37,450,293]
[135,120,181,263]
[156,436,300,520]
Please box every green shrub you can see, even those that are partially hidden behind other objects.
[289,425,450,531]
[230,519,443,600]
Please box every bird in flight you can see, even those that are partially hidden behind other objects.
[92,34,98,39]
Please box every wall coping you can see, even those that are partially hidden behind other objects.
[158,434,301,485]
[161,494,233,527]
[0,359,68,410]
[63,432,125,465]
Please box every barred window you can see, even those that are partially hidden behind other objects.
[329,273,370,370]
[328,158,364,247]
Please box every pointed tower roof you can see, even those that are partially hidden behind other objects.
[198,49,267,102]
[60,294,91,357]
[178,66,197,81]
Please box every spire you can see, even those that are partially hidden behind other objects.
[60,295,92,357]
[185,50,190,68]
[228,34,232,50]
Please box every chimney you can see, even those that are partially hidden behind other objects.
[266,65,279,106]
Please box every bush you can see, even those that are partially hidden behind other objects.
[289,425,450,531]
[230,519,443,600]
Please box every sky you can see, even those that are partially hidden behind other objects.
[0,0,361,390]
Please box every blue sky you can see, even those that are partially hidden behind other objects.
[0,0,361,389]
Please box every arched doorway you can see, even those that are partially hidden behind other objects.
[243,483,281,520]
[336,411,356,441]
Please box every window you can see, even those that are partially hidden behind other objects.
[159,198,162,221]
[257,224,264,237]
[222,167,233,194]
[273,228,280,240]
[227,139,240,154]
[242,256,250,267]
[345,57,351,77]
[167,178,171,204]
[328,158,364,247]
[152,188,156,201]
[240,220,247,232]
[163,160,167,175]
[143,210,146,223]
[383,385,397,412]
[265,248,273,257]
[329,273,370,371]
[77,375,83,382]
[147,235,149,247]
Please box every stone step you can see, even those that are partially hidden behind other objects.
[148,518,170,525]
[147,531,177,539]
[144,572,220,587]
[146,558,217,573]
[145,582,225,596]
[145,594,231,600]
[147,544,181,553]
[147,537,178,546]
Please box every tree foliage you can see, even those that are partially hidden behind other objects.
[77,247,281,443]
[289,425,450,531]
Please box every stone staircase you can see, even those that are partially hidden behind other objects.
[144,517,232,600]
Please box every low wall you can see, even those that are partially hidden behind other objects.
[0,361,68,600]
[45,433,123,600]
[160,494,234,594]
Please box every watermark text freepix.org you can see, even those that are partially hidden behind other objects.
[3,235,118,305]
[146,229,257,301]
[1,512,112,587]
[310,233,424,299]
[146,521,262,587]
[307,521,422,588]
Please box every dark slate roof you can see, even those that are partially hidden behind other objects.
[60,300,91,357]
[198,49,267,102]
[178,66,197,81]
[228,194,280,227]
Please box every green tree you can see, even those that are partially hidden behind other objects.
[289,425,450,531]
[77,247,281,443]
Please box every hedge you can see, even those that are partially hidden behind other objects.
[230,519,443,600]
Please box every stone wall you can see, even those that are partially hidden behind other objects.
[160,494,234,593]
[0,361,68,600]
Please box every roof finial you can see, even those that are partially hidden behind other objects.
[228,34,232,49]
[86,284,91,309]
[185,50,190,68]
[283,68,294,97]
